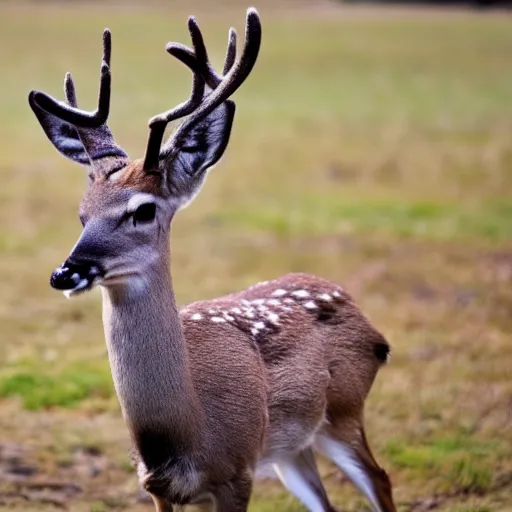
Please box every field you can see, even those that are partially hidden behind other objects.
[1,0,511,510]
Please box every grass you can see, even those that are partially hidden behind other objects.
[384,436,497,493]
[0,365,112,410]
[219,197,512,241]
[1,0,512,510]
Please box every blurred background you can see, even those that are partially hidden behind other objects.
[1,0,511,511]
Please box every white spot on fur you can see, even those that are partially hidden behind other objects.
[252,299,265,305]
[284,298,295,304]
[272,289,287,297]
[191,313,202,320]
[231,307,242,314]
[317,293,332,301]
[245,310,255,319]
[211,317,226,323]
[251,320,266,337]
[223,314,235,322]
[332,290,341,298]
[292,290,309,298]
[208,309,215,314]
[266,312,280,325]
[257,305,268,312]
[267,299,281,306]
[303,301,318,310]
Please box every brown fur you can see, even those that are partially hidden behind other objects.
[114,159,162,195]
[178,273,395,511]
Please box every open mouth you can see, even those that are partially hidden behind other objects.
[62,276,100,298]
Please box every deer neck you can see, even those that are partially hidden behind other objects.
[101,252,202,468]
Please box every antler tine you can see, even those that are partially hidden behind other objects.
[165,44,203,81]
[167,44,218,89]
[168,8,261,148]
[166,24,237,89]
[64,72,78,107]
[102,27,112,67]
[30,29,112,128]
[142,18,207,171]
[223,28,237,76]
[186,17,238,86]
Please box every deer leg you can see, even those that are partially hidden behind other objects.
[273,448,337,512]
[314,422,395,512]
[150,494,174,512]
[212,469,253,512]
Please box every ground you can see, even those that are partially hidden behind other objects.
[0,1,511,511]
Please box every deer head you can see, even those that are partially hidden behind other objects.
[29,9,261,297]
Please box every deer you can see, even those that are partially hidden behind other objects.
[28,8,396,512]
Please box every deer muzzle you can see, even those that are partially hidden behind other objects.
[50,259,104,297]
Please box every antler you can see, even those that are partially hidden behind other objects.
[28,29,127,167]
[142,8,261,172]
[142,18,208,171]
[30,30,113,128]
[166,25,238,89]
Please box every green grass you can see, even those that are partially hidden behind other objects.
[219,197,512,241]
[0,365,113,410]
[384,436,497,493]
[0,1,511,511]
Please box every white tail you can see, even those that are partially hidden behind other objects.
[29,8,395,512]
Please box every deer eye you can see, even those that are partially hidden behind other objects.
[133,203,156,226]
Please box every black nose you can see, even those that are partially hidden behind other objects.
[50,259,103,291]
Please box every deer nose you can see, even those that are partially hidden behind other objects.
[50,258,104,290]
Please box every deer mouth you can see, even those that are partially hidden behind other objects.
[99,269,143,287]
[50,261,104,298]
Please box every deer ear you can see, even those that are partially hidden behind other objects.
[29,91,91,165]
[158,100,235,207]
[29,90,128,166]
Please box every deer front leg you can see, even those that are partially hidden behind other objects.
[151,494,174,512]
[212,469,253,512]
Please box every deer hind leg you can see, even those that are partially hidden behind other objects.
[212,468,253,512]
[272,448,337,512]
[314,421,395,512]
